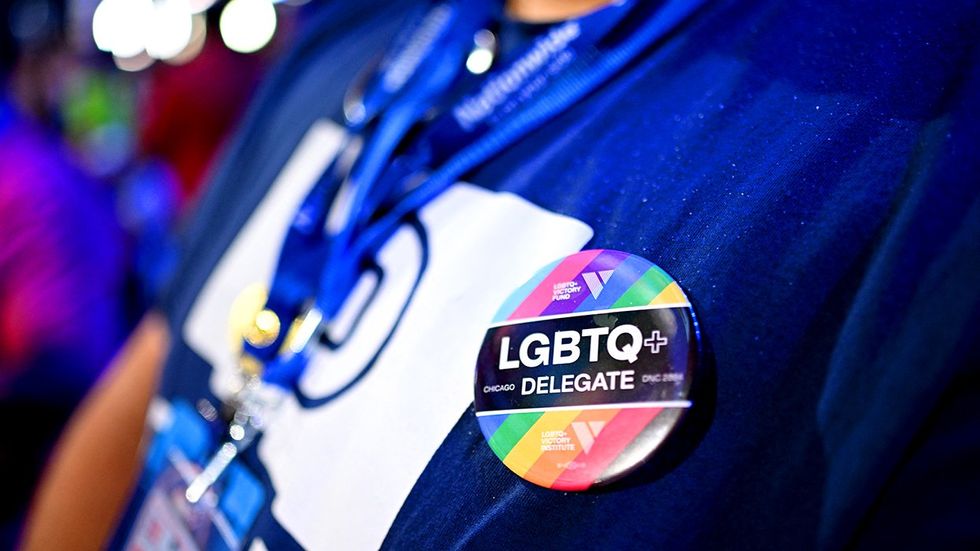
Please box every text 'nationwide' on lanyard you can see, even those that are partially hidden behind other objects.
[184,0,708,503]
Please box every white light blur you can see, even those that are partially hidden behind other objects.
[187,0,218,13]
[166,13,208,65]
[465,30,496,75]
[92,0,153,59]
[91,0,115,52]
[146,0,194,60]
[146,0,194,59]
[219,0,277,54]
[113,51,155,73]
[465,48,493,74]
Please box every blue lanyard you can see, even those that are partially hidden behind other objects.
[245,0,710,390]
[258,2,491,316]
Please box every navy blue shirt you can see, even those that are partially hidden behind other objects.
[129,0,980,549]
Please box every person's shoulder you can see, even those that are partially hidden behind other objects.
[532,0,978,187]
[609,0,977,122]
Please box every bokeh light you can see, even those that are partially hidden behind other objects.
[219,0,277,54]
[465,30,496,74]
[145,0,194,60]
[187,0,218,13]
[112,50,155,72]
[93,0,152,58]
[166,13,208,65]
[92,0,284,70]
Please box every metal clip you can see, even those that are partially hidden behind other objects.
[184,378,283,504]
[184,306,322,504]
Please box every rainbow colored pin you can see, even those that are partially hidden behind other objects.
[474,249,700,491]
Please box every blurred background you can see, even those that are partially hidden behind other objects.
[0,0,313,545]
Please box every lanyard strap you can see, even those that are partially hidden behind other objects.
[261,2,492,315]
[250,0,708,389]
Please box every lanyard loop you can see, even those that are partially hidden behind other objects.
[249,0,715,390]
[250,1,494,362]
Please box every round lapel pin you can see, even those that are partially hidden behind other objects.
[474,249,700,491]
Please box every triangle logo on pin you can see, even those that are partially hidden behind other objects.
[571,420,607,454]
[581,270,615,299]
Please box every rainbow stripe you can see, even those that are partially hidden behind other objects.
[478,407,665,490]
[478,249,694,490]
[492,249,690,324]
